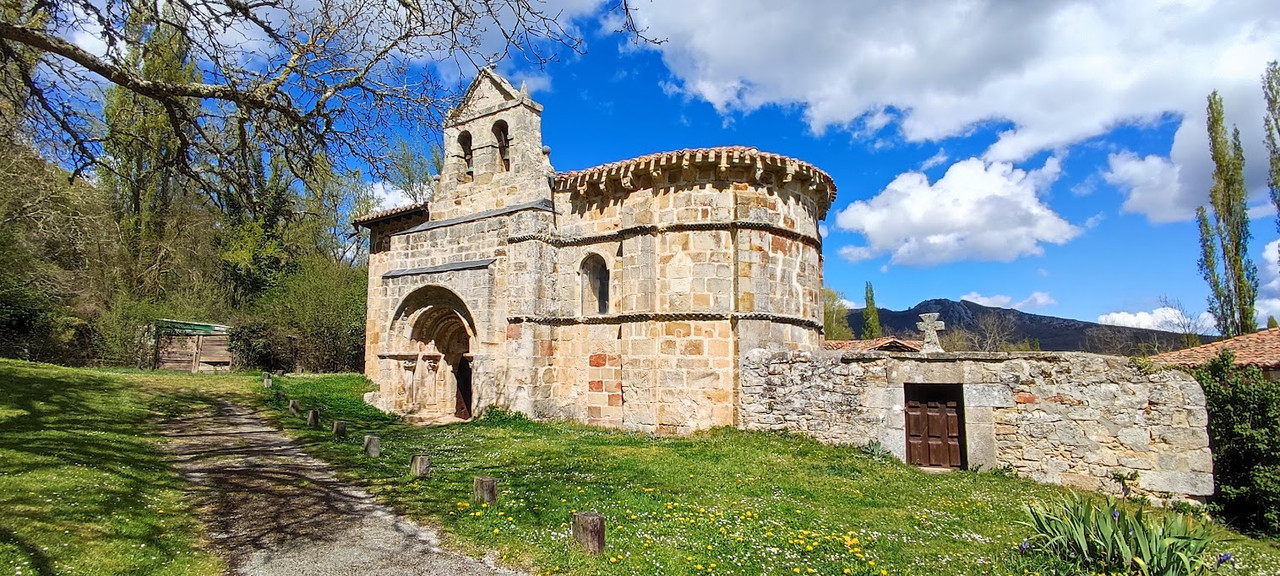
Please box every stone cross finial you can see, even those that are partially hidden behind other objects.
[917,313,945,353]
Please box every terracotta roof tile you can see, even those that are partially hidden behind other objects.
[1151,327,1280,368]
[353,202,429,227]
[554,146,837,205]
[824,337,924,352]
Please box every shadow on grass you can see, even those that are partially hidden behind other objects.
[0,360,209,573]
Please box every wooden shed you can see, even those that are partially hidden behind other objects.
[152,319,233,373]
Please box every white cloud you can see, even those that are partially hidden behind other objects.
[818,224,829,238]
[962,291,1057,310]
[921,148,949,170]
[1097,307,1214,333]
[1104,152,1186,223]
[625,0,1280,222]
[369,181,412,210]
[834,156,1079,265]
[840,298,860,309]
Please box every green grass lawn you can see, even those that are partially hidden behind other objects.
[2,361,1278,576]
[255,374,1280,576]
[0,360,223,575]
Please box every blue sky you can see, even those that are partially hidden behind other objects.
[383,1,1280,332]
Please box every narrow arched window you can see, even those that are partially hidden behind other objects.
[581,254,610,316]
[492,120,510,172]
[458,131,473,179]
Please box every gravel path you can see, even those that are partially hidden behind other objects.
[159,401,524,576]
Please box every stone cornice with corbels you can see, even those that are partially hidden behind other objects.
[552,146,837,208]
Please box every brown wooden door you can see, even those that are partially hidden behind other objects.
[905,394,964,469]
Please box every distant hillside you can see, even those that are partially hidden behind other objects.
[846,298,1213,354]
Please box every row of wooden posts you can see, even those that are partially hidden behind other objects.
[264,373,607,554]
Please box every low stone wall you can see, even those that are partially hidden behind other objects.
[739,349,1214,498]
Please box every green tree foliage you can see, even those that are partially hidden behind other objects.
[1197,91,1258,338]
[252,256,368,372]
[861,282,882,339]
[101,5,206,299]
[1269,316,1279,329]
[387,139,443,204]
[822,288,854,341]
[1194,351,1280,536]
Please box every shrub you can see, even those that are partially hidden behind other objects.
[1193,350,1280,536]
[1021,496,1215,576]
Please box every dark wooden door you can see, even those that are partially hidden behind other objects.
[454,357,473,419]
[905,385,965,469]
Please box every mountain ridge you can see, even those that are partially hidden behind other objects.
[845,298,1212,353]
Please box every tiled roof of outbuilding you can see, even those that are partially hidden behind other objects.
[352,202,429,227]
[1151,327,1280,368]
[824,337,924,352]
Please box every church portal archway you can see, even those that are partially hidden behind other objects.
[391,286,476,420]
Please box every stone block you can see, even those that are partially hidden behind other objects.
[364,435,381,457]
[1140,470,1214,496]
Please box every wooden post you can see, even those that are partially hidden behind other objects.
[332,420,347,440]
[274,389,285,402]
[410,454,431,477]
[473,476,497,504]
[263,372,272,388]
[288,399,301,416]
[306,410,318,428]
[572,511,606,554]
[363,435,380,457]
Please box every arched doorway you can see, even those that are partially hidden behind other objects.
[390,286,476,420]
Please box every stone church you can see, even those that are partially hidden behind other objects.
[355,70,1214,499]
[355,69,835,433]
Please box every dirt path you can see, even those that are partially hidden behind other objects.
[159,401,524,576]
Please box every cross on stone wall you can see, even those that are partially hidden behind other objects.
[917,313,945,353]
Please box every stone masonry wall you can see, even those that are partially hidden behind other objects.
[740,349,1214,498]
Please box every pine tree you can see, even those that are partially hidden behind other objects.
[861,282,882,339]
[1198,91,1258,338]
[1269,316,1278,329]
[822,288,855,341]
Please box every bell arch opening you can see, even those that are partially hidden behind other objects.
[389,285,477,420]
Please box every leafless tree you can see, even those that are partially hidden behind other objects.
[1156,295,1209,349]
[0,0,647,200]
[973,312,1017,352]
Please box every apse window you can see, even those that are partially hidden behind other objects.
[492,120,511,172]
[581,254,610,316]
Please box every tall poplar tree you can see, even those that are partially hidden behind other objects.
[101,2,203,298]
[1266,61,1280,247]
[861,282,882,339]
[1198,90,1258,337]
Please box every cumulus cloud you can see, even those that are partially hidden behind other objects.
[369,181,412,210]
[834,157,1078,265]
[1104,152,1186,223]
[962,291,1057,310]
[624,0,1280,222]
[1097,307,1214,333]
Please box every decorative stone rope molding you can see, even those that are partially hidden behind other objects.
[508,311,822,331]
[506,220,821,249]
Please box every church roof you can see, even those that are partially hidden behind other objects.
[554,146,837,204]
[825,337,924,352]
[352,202,429,228]
[1151,327,1280,369]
